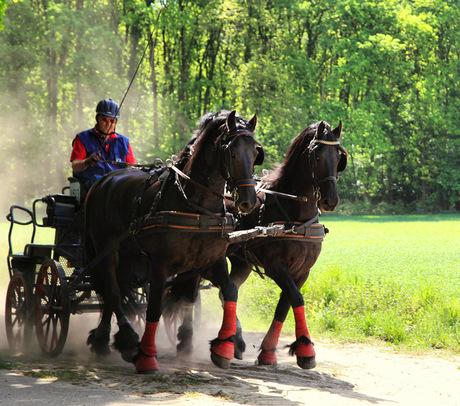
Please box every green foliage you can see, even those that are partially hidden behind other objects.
[0,0,458,214]
[0,358,14,370]
[0,0,6,30]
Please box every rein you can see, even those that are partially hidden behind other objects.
[169,164,225,201]
[250,139,343,204]
[256,187,309,202]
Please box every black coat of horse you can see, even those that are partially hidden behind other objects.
[83,110,264,373]
[226,120,347,369]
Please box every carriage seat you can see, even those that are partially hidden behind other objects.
[68,177,88,206]
[42,194,78,228]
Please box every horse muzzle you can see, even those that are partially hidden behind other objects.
[317,178,340,212]
[232,179,258,215]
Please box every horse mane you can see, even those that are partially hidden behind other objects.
[178,110,252,179]
[266,121,334,190]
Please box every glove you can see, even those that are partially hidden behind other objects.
[86,153,101,167]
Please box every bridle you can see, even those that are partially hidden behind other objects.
[257,136,345,204]
[308,137,346,201]
[218,128,262,205]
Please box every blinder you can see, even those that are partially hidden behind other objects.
[338,147,348,172]
[255,144,264,166]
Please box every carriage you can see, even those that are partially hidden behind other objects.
[4,176,198,356]
[5,177,147,356]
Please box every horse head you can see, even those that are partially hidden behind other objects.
[308,121,347,212]
[217,111,264,214]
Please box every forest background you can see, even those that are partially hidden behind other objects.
[0,0,458,215]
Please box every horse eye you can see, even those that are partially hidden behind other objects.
[231,153,236,159]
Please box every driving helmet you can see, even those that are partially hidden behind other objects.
[96,98,120,118]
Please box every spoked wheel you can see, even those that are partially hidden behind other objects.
[124,285,149,336]
[34,260,70,356]
[162,290,202,348]
[5,273,34,353]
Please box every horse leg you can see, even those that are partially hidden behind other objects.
[266,267,316,369]
[164,271,201,356]
[113,307,140,363]
[135,269,165,374]
[227,255,253,360]
[257,293,289,366]
[205,257,238,369]
[88,250,138,364]
[87,254,118,357]
[87,303,112,357]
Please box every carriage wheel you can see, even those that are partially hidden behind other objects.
[5,273,34,353]
[34,260,70,356]
[125,285,149,336]
[162,290,202,348]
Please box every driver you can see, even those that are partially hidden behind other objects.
[70,98,136,189]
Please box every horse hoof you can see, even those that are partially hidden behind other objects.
[297,356,316,369]
[90,344,111,357]
[87,330,111,356]
[234,335,246,360]
[137,369,159,375]
[121,349,138,363]
[136,354,159,374]
[234,348,244,360]
[177,340,193,356]
[257,348,276,366]
[211,352,231,369]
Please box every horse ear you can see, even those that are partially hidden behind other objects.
[226,110,237,134]
[248,114,257,132]
[332,120,342,139]
[316,121,326,138]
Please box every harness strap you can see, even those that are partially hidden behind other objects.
[148,169,172,217]
[169,164,225,201]
[257,187,309,202]
[132,211,235,234]
[69,229,132,289]
[235,179,257,188]
[173,169,227,223]
[132,167,167,223]
[271,194,293,226]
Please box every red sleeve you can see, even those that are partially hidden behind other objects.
[126,143,136,164]
[70,137,87,161]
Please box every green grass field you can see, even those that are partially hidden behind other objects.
[2,214,459,353]
[232,214,460,352]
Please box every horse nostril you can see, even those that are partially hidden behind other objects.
[238,201,251,214]
[321,197,340,212]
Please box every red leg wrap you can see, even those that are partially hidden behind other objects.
[258,320,283,365]
[211,301,236,360]
[292,306,315,357]
[136,321,159,373]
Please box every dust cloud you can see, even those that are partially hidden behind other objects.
[0,284,224,368]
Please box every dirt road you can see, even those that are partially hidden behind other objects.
[1,310,459,406]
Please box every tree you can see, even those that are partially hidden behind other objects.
[0,0,458,213]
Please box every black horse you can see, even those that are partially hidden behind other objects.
[84,110,264,374]
[227,120,347,369]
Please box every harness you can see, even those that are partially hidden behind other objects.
[226,135,346,270]
[308,137,347,199]
[129,128,259,237]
